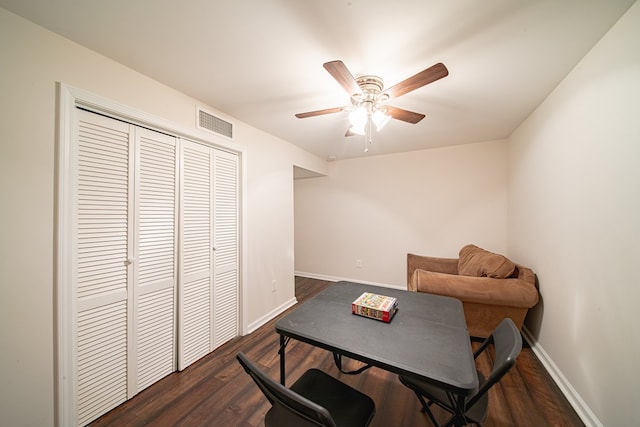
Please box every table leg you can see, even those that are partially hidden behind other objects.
[453,394,466,427]
[278,335,289,385]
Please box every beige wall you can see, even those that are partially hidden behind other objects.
[508,2,640,426]
[295,140,509,287]
[0,8,325,426]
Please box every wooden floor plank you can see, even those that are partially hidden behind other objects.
[91,277,585,427]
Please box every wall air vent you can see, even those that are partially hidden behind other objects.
[197,107,233,139]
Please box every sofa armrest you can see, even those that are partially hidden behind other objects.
[514,263,536,284]
[411,269,539,308]
[407,253,458,288]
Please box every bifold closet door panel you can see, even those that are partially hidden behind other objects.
[212,149,239,348]
[178,141,240,369]
[178,139,214,370]
[132,127,178,392]
[74,109,133,425]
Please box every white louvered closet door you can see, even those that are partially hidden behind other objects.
[73,109,178,425]
[132,127,178,393]
[179,139,213,369]
[74,109,133,425]
[212,149,239,348]
[178,140,239,370]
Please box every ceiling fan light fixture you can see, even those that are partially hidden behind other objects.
[348,107,367,128]
[372,109,391,131]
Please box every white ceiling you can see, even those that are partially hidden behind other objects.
[2,0,635,160]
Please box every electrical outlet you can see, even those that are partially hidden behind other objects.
[272,279,277,292]
[355,259,363,269]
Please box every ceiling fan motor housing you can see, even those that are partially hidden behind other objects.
[352,75,389,111]
[356,75,384,94]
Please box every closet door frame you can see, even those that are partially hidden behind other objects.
[56,84,245,427]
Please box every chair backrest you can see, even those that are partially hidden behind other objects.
[466,318,522,409]
[236,352,337,427]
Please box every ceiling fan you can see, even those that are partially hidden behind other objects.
[295,60,448,151]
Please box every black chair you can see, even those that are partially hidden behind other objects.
[398,318,522,427]
[236,352,375,427]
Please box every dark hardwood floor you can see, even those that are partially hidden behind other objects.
[91,277,584,427]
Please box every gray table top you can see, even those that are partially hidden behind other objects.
[275,281,478,395]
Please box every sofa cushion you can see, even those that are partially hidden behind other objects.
[457,244,515,279]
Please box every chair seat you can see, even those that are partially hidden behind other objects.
[267,369,375,427]
[292,369,375,426]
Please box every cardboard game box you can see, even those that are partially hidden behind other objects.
[351,292,398,323]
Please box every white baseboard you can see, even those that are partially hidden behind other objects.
[294,271,406,290]
[521,327,602,427]
[247,297,298,334]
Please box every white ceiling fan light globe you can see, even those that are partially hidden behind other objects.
[372,110,391,131]
[348,124,366,135]
[349,107,367,128]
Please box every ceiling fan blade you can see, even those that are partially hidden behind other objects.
[295,107,344,119]
[385,63,448,99]
[323,60,362,96]
[385,106,426,124]
[345,128,357,137]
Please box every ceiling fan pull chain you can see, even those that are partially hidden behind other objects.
[364,118,371,152]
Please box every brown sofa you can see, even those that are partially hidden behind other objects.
[407,245,539,338]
